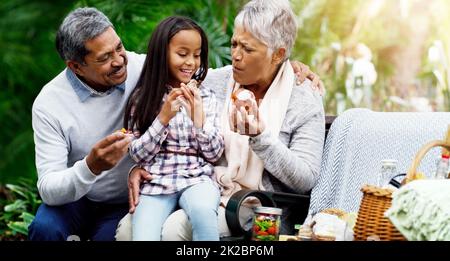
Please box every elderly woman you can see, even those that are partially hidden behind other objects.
[121,0,325,240]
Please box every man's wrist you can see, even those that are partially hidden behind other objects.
[86,154,102,175]
[128,164,139,177]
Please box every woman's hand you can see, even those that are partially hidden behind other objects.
[178,83,205,129]
[229,98,265,136]
[158,89,184,125]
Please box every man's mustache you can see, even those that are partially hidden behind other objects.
[109,56,128,75]
[109,66,124,75]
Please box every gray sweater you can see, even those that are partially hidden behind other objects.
[32,51,145,206]
[202,66,325,194]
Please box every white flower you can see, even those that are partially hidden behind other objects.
[331,42,341,51]
[351,59,377,86]
[428,45,440,63]
[345,49,377,107]
[410,97,432,112]
[355,43,373,61]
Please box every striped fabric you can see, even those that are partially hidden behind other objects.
[309,108,450,214]
[129,85,224,195]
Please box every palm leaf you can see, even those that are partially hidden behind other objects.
[7,221,28,236]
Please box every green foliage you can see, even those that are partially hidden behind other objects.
[7,213,35,236]
[176,0,246,68]
[292,0,450,113]
[5,182,41,214]
[0,0,76,184]
[417,1,450,111]
[0,179,40,239]
[75,0,185,53]
[73,0,242,66]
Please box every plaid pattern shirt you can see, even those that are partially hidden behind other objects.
[129,85,224,195]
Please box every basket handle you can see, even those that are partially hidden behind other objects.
[406,140,450,183]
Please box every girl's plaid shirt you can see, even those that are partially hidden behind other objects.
[128,85,224,195]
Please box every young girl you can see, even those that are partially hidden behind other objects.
[124,16,224,241]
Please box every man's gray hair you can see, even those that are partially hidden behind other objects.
[234,0,297,60]
[56,7,113,64]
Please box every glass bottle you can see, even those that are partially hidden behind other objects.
[434,154,449,179]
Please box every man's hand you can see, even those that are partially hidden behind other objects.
[128,167,152,214]
[290,61,325,96]
[86,132,133,175]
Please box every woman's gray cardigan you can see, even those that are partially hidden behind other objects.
[202,65,325,195]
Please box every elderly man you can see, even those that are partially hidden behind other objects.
[30,6,321,241]
[30,7,145,241]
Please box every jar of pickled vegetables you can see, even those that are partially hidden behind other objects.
[251,207,282,241]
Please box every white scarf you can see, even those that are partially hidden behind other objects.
[215,60,295,204]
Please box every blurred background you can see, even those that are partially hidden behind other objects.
[0,0,449,239]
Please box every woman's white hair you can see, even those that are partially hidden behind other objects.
[234,0,297,60]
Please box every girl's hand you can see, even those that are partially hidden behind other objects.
[178,82,204,129]
[229,98,265,136]
[158,88,183,125]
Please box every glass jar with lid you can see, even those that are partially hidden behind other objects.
[378,159,398,187]
[251,207,282,241]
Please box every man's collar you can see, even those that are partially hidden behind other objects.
[66,69,125,102]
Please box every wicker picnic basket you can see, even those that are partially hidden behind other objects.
[353,139,450,241]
